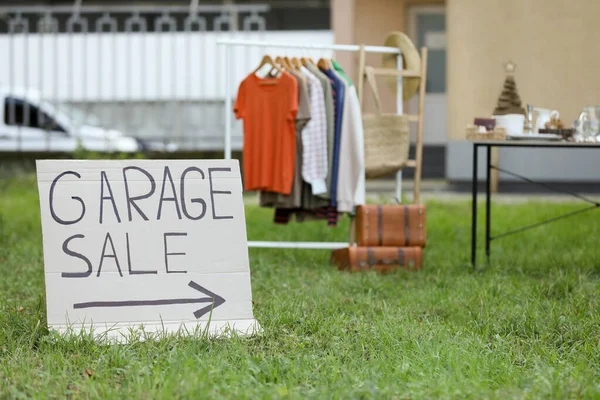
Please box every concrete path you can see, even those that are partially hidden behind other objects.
[365,179,600,204]
[244,179,600,205]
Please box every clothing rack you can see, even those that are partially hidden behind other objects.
[217,38,408,250]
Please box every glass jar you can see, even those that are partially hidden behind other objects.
[577,106,600,142]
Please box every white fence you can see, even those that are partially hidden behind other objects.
[0,4,335,152]
[0,30,335,102]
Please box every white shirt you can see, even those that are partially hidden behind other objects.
[336,83,366,212]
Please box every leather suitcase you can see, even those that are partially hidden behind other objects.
[331,246,423,273]
[355,204,426,247]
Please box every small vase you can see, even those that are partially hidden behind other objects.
[577,106,600,142]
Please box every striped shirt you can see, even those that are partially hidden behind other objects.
[300,66,328,195]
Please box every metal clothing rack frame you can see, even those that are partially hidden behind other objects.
[216,38,407,250]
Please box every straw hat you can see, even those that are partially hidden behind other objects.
[381,31,421,102]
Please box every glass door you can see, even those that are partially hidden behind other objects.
[407,5,447,145]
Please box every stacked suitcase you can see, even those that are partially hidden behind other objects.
[331,204,426,273]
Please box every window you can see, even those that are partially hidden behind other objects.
[409,7,446,94]
[4,97,67,133]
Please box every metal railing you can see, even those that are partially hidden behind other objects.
[0,3,272,153]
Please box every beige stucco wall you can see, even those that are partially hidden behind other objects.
[331,0,356,83]
[354,0,408,113]
[332,0,409,113]
[332,0,444,113]
[447,0,600,140]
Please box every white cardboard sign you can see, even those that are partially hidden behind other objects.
[36,159,260,341]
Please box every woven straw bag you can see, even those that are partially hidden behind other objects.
[362,66,410,179]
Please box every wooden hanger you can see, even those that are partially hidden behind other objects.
[265,56,288,77]
[272,56,284,69]
[284,56,297,71]
[301,57,315,66]
[291,57,302,71]
[254,55,283,74]
[317,57,331,70]
[253,55,275,73]
[253,54,283,84]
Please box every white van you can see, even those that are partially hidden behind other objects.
[0,86,177,153]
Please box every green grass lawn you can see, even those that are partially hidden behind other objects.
[1,174,600,399]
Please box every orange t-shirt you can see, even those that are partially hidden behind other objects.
[234,72,298,195]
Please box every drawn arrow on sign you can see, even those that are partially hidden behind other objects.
[72,280,226,319]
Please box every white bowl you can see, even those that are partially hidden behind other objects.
[494,114,525,135]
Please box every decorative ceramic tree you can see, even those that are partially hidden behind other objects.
[493,61,526,116]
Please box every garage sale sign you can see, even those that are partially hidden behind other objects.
[36,159,260,341]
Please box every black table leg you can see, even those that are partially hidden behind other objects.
[471,143,478,268]
[485,145,491,261]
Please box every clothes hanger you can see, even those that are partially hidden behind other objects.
[275,56,291,69]
[253,54,278,74]
[291,57,302,71]
[253,54,283,84]
[299,47,308,67]
[283,56,298,71]
[317,57,331,70]
[299,46,315,67]
[254,54,283,75]
[265,56,288,77]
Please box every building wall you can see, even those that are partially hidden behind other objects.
[333,0,405,114]
[354,0,408,114]
[332,0,448,179]
[332,0,444,112]
[446,0,600,182]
